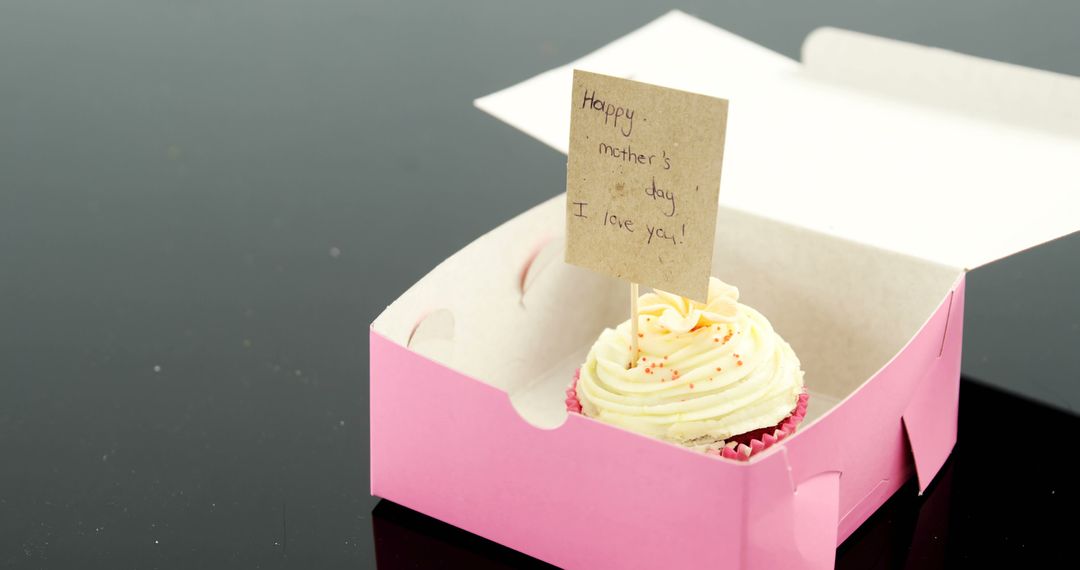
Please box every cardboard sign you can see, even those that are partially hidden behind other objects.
[565,69,728,301]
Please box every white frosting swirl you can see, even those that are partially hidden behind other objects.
[576,278,804,447]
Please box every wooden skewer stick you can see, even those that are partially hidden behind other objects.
[629,282,640,368]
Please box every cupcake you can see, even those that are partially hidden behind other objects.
[566,277,808,460]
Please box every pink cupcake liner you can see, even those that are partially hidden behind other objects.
[566,369,809,461]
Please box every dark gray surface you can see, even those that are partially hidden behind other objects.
[1,1,1077,567]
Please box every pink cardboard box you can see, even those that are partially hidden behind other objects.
[372,12,1080,569]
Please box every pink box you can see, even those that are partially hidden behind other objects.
[372,12,1080,569]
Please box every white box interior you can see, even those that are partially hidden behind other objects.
[373,196,960,430]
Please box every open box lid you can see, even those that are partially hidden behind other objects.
[474,10,1080,271]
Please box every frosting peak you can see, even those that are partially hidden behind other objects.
[639,277,740,334]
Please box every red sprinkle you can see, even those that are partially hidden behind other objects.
[689,383,695,389]
[737,360,744,366]
[716,367,722,372]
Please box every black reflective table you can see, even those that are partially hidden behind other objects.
[3,1,1078,568]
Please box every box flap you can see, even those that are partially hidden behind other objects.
[801,27,1080,139]
[474,11,1080,270]
[473,10,798,155]
[796,28,1080,270]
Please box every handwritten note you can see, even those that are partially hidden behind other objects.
[565,70,728,301]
